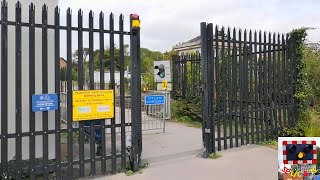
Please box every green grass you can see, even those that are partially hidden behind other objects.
[125,161,149,176]
[125,170,134,176]
[303,109,320,137]
[258,140,278,150]
[208,153,222,159]
[174,116,202,128]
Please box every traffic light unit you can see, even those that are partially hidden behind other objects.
[283,140,317,165]
[154,64,165,78]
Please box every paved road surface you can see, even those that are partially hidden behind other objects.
[93,121,278,180]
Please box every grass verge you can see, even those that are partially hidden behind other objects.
[258,140,278,150]
[173,116,202,128]
[125,161,149,176]
[303,109,320,137]
[208,153,222,159]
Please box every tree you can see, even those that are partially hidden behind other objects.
[73,48,90,62]
[93,45,130,71]
[60,67,67,81]
[140,48,165,89]
[163,50,178,60]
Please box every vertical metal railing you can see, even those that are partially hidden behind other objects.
[54,6,62,179]
[200,22,298,155]
[15,2,22,179]
[1,1,8,178]
[0,1,140,178]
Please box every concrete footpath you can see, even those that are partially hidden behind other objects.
[97,122,278,180]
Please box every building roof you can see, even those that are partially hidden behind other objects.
[60,57,67,62]
[172,33,233,51]
[172,36,201,51]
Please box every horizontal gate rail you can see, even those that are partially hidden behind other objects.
[0,20,131,34]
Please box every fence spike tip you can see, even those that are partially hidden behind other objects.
[29,2,34,10]
[100,11,104,19]
[55,6,60,12]
[16,1,21,8]
[2,0,7,7]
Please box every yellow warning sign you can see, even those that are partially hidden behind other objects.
[162,80,168,90]
[72,90,114,121]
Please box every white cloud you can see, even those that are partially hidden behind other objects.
[57,0,320,53]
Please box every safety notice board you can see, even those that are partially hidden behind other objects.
[72,90,114,121]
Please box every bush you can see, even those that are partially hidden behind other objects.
[278,108,320,137]
[171,96,202,122]
[278,126,305,137]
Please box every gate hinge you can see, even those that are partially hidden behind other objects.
[205,128,210,133]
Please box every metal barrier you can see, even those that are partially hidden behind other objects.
[145,91,171,120]
[0,1,142,177]
[143,91,171,133]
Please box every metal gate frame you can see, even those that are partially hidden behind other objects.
[0,1,142,179]
[200,22,298,157]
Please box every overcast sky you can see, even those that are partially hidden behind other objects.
[57,0,320,53]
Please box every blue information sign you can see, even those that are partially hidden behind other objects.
[32,94,58,112]
[145,95,165,105]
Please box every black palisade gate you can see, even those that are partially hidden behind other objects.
[200,23,297,155]
[0,1,142,179]
[172,22,298,156]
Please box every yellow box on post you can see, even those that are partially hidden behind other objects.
[72,90,114,121]
[132,19,140,28]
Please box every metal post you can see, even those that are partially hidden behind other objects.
[163,91,166,133]
[77,9,85,177]
[201,22,214,157]
[42,5,49,179]
[130,14,141,172]
[28,3,36,179]
[110,12,117,172]
[66,8,73,178]
[88,10,96,175]
[54,6,61,179]
[15,2,22,179]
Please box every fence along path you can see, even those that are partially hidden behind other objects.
[172,23,298,156]
[0,1,142,179]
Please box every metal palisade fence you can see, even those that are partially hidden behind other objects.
[0,1,142,179]
[172,52,202,99]
[194,22,297,156]
[200,22,298,155]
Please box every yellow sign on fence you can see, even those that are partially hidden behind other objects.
[72,90,114,121]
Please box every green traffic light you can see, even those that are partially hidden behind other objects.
[159,72,165,78]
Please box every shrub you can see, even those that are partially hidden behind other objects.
[171,96,202,123]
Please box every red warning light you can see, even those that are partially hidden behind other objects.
[131,14,139,20]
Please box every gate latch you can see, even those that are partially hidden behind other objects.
[205,128,210,133]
